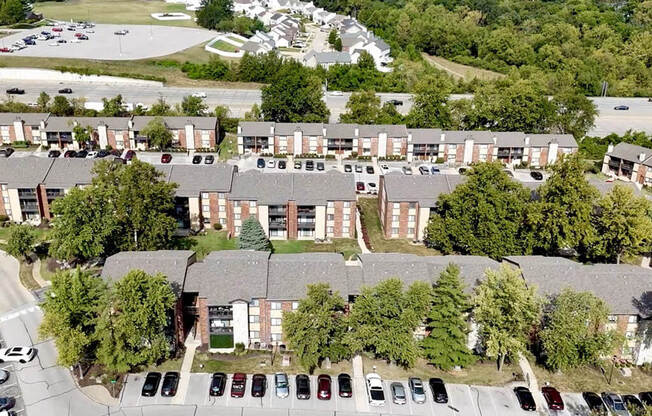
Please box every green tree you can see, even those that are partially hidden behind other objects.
[0,0,25,24]
[591,185,652,264]
[551,89,598,139]
[101,95,128,117]
[540,288,619,371]
[346,279,431,368]
[196,0,233,30]
[237,216,272,251]
[340,90,382,124]
[50,95,73,116]
[95,270,176,372]
[425,162,532,258]
[533,154,599,255]
[406,75,452,128]
[6,224,35,261]
[37,91,50,112]
[282,283,349,373]
[328,29,337,45]
[39,269,107,367]
[140,117,173,150]
[180,95,208,116]
[261,61,330,122]
[334,37,342,52]
[72,124,93,148]
[148,97,173,116]
[244,103,263,121]
[421,264,475,370]
[473,264,541,371]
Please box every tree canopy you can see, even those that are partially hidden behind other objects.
[6,224,36,261]
[196,0,233,30]
[237,217,272,251]
[141,117,173,150]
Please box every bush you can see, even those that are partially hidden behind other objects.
[0,215,9,223]
[234,342,246,355]
[435,157,445,164]
[213,223,223,230]
[273,153,287,158]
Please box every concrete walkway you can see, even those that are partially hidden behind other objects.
[172,331,201,404]
[0,250,34,314]
[352,354,370,413]
[79,384,119,407]
[355,208,371,254]
[32,258,50,288]
[518,352,549,412]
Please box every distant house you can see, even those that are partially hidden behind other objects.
[303,50,351,69]
[602,142,652,187]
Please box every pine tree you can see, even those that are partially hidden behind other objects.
[422,264,475,370]
[238,216,272,251]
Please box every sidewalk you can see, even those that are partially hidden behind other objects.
[172,331,201,404]
[355,209,370,254]
[352,354,370,413]
[32,258,51,288]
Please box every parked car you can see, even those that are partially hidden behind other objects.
[354,165,363,173]
[391,382,406,405]
[514,387,536,411]
[0,370,9,385]
[78,34,88,40]
[192,155,202,164]
[294,160,302,170]
[356,182,365,192]
[296,374,310,400]
[602,392,629,416]
[277,160,286,169]
[192,92,207,98]
[274,373,289,399]
[337,373,352,398]
[0,398,14,411]
[5,88,24,95]
[63,150,77,158]
[379,163,389,172]
[95,149,110,158]
[57,39,67,44]
[86,151,97,158]
[0,48,12,53]
[251,374,266,397]
[257,158,265,168]
[230,373,246,398]
[542,386,564,410]
[0,148,14,158]
[402,166,413,175]
[110,149,122,157]
[622,395,645,414]
[305,160,314,171]
[317,375,331,400]
[431,166,440,174]
[330,90,343,96]
[161,153,172,164]
[124,150,135,161]
[530,171,543,180]
[160,372,179,397]
[204,155,215,164]
[639,391,652,406]
[582,392,608,415]
[52,27,62,32]
[75,150,88,158]
[366,373,385,406]
[58,88,72,94]
[366,165,374,174]
[429,378,448,403]
[114,30,128,35]
[344,164,352,173]
[0,347,36,364]
[503,169,514,177]
[267,159,275,168]
[367,182,377,194]
[387,99,403,106]
[418,165,430,175]
[209,373,227,396]
[141,372,161,397]
[614,105,629,110]
[408,377,426,404]
[316,162,325,171]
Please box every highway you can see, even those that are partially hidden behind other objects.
[2,80,651,136]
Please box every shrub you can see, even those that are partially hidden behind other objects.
[436,157,445,164]
[234,342,246,355]
[213,223,223,230]
[0,215,9,222]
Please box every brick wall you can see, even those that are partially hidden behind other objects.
[36,184,50,220]
[0,189,6,216]
[398,202,409,237]
[287,201,297,239]
[287,136,294,154]
[178,129,187,148]
[198,297,209,346]
[208,193,220,226]
[174,298,185,348]
[613,315,629,358]
[317,137,324,154]
[487,144,494,162]
[334,201,343,238]
[241,203,250,221]
[539,148,549,166]
[302,137,309,154]
[471,145,480,162]
[107,131,117,149]
[25,126,35,142]
[226,200,235,237]
[348,201,356,237]
[455,145,464,163]
[371,138,378,156]
[259,300,271,343]
[637,164,647,185]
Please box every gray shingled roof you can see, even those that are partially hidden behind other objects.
[607,142,652,166]
[382,173,465,207]
[241,41,264,53]
[167,164,235,197]
[43,116,131,132]
[132,116,217,131]
[101,250,195,296]
[0,113,49,126]
[358,124,408,138]
[409,129,442,144]
[504,256,652,317]
[42,158,98,188]
[494,132,526,148]
[325,124,357,139]
[528,134,577,148]
[0,157,53,188]
[184,251,269,304]
[314,51,351,64]
[587,177,646,197]
[239,121,275,137]
[443,130,495,144]
[275,123,324,136]
[267,253,350,300]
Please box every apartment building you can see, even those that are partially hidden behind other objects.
[0,113,49,144]
[101,250,652,363]
[493,132,578,167]
[0,157,54,223]
[377,173,466,240]
[131,116,218,151]
[226,170,356,240]
[39,158,97,220]
[602,142,652,186]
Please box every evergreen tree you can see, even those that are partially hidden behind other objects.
[422,264,475,370]
[238,216,272,251]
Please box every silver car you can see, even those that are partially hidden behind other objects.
[274,373,289,398]
[391,382,407,405]
[601,392,629,416]
[408,377,426,403]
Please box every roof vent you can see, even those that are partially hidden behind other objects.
[638,152,646,162]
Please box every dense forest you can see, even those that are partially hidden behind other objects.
[314,0,652,97]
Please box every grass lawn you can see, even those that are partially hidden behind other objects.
[210,39,239,53]
[422,53,505,82]
[533,361,652,393]
[363,356,522,387]
[33,0,199,27]
[180,230,238,259]
[0,31,12,39]
[0,225,50,244]
[218,133,238,161]
[272,238,360,260]
[357,197,440,256]
[145,356,184,372]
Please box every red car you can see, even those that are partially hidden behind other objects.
[542,386,564,410]
[124,150,136,161]
[0,48,11,53]
[356,182,365,192]
[231,373,246,398]
[52,27,63,32]
[317,374,331,400]
[161,153,172,163]
[74,32,83,37]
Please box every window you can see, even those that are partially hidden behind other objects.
[343,226,349,234]
[408,202,417,209]
[271,333,282,342]
[408,227,415,234]
[478,145,488,161]
[249,315,259,323]
[251,299,259,307]
[392,227,399,235]
[343,201,350,208]
[607,315,617,322]
[218,193,225,199]
[292,302,299,310]
[343,214,350,221]
[448,144,457,161]
[408,215,415,222]
[309,137,317,152]
[271,302,282,310]
[327,201,334,208]
[628,315,637,323]
[201,131,211,148]
[219,218,226,225]
[201,192,209,199]
[235,213,241,220]
[202,205,210,213]
[235,226,241,233]
[250,201,257,208]
[393,203,400,209]
[327,226,334,233]
[249,331,259,339]
[271,318,282,326]
[328,214,334,221]
[392,215,399,222]
[1,184,6,191]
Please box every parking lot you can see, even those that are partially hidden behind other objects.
[0,23,214,60]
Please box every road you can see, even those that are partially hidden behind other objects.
[0,251,33,314]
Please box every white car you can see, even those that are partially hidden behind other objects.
[366,373,385,406]
[192,92,207,98]
[0,346,36,363]
[329,91,343,96]
[86,151,97,158]
[85,29,94,33]
[70,38,82,43]
[36,35,48,41]
[48,42,60,46]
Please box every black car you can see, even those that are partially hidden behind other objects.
[110,149,123,157]
[192,155,202,164]
[530,171,543,181]
[278,160,286,169]
[124,150,135,161]
[58,88,72,94]
[75,150,88,158]
[252,374,267,397]
[210,373,227,396]
[428,378,448,403]
[514,387,536,411]
[6,88,24,95]
[614,105,629,110]
[344,164,352,173]
[366,166,374,174]
[458,167,468,174]
[95,149,110,158]
[296,374,311,400]
[141,372,162,397]
[316,162,324,171]
[640,391,652,406]
[0,397,15,411]
[583,392,608,415]
[0,148,14,158]
[48,150,61,158]
[294,160,302,170]
[338,373,352,398]
[205,155,215,164]
[257,158,265,168]
[305,160,314,171]
[161,372,179,397]
[387,99,403,106]
[622,395,645,413]
[63,150,77,158]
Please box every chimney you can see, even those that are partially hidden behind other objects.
[607,144,614,153]
[524,135,530,146]
[440,132,445,142]
[639,152,646,162]
[270,124,274,135]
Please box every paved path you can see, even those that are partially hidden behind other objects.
[172,331,201,405]
[31,258,50,288]
[0,250,34,314]
[351,355,369,413]
[355,208,370,254]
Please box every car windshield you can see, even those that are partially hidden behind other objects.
[233,382,244,391]
[614,401,626,410]
[414,385,424,394]
[371,388,385,401]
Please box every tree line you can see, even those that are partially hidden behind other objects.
[283,264,620,373]
[425,156,652,264]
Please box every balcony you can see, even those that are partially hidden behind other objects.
[210,326,234,335]
[208,306,233,319]
[19,202,39,212]
[297,217,315,224]
[269,207,286,215]
[269,219,287,229]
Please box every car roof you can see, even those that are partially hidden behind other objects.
[233,373,246,380]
